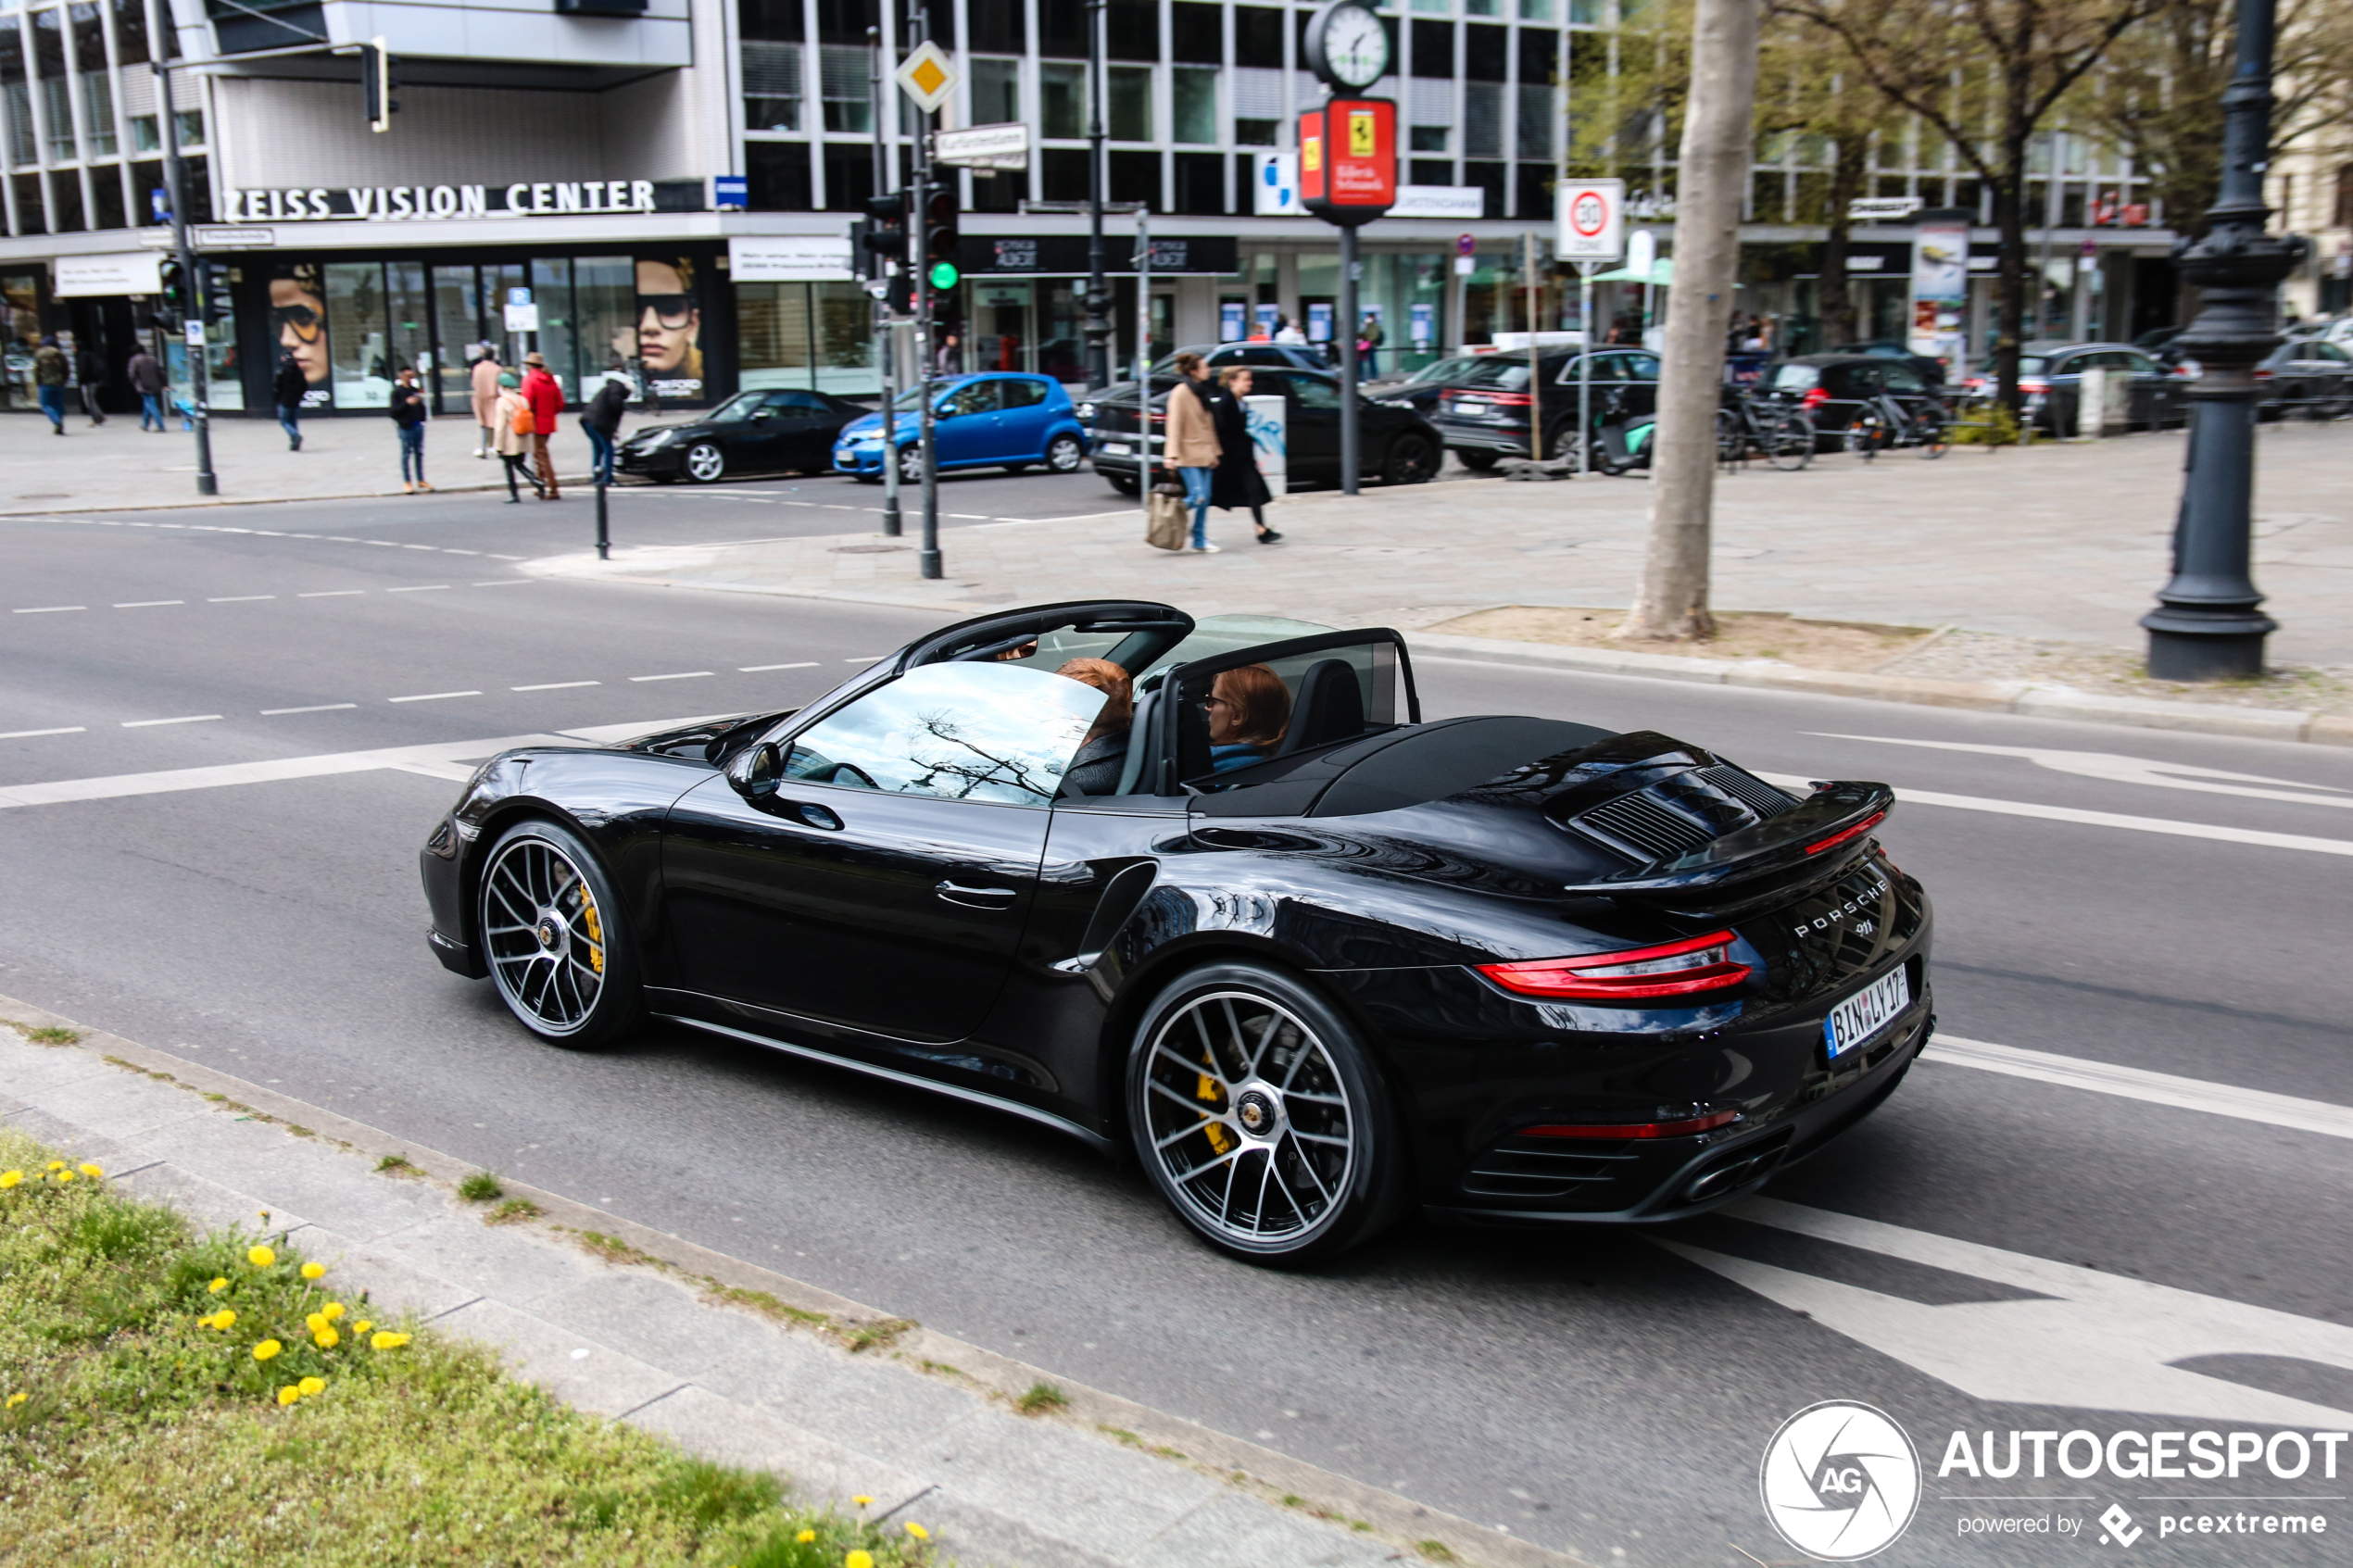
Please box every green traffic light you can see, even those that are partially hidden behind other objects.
[929,261,960,290]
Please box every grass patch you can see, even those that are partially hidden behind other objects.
[698,1279,830,1329]
[570,1229,661,1268]
[839,1317,914,1354]
[15,1022,82,1045]
[487,1197,545,1225]
[1416,1540,1458,1562]
[0,1126,932,1567]
[458,1170,505,1202]
[919,1360,963,1378]
[1100,1425,1142,1447]
[1013,1382,1069,1417]
[373,1153,418,1176]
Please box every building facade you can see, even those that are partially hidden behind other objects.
[0,0,2207,415]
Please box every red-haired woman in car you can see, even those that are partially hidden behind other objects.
[1203,664,1290,774]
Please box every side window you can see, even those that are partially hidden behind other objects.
[2119,352,2160,375]
[1002,379,1049,408]
[783,663,1107,807]
[2319,343,2352,363]
[1880,363,1929,394]
[1621,353,1661,381]
[945,381,1002,418]
[1290,376,1341,409]
[1831,364,1879,395]
[1560,356,1618,383]
[770,391,829,413]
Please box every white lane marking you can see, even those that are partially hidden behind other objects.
[444,548,481,556]
[630,671,712,683]
[1813,734,2353,809]
[208,596,276,603]
[401,544,438,551]
[488,555,526,561]
[513,681,600,691]
[739,662,818,671]
[1,726,86,739]
[1931,1035,2353,1141]
[386,691,483,703]
[298,590,365,598]
[844,657,884,663]
[471,580,533,587]
[252,531,286,536]
[1755,771,2353,858]
[364,540,400,547]
[385,585,451,593]
[121,714,222,728]
[113,600,184,608]
[1664,1197,2353,1428]
[261,704,358,715]
[14,606,86,614]
[822,504,860,510]
[948,513,990,520]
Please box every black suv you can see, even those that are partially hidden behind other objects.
[1087,366,1444,495]
[1430,349,1662,468]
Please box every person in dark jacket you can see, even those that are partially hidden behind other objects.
[76,345,107,425]
[271,354,307,449]
[1207,367,1280,544]
[32,336,69,433]
[127,346,169,432]
[580,364,630,486]
[390,367,432,493]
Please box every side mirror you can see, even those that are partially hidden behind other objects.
[729,740,783,801]
[750,408,773,420]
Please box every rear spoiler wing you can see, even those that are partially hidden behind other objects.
[1564,781,1895,896]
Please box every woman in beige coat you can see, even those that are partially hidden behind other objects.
[1165,352,1222,552]
[492,372,542,503]
[471,345,503,458]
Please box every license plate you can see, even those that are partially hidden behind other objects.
[1824,966,1910,1059]
[1102,443,1134,457]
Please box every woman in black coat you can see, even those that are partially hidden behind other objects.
[1206,367,1281,544]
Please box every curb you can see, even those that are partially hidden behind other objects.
[1408,632,2353,747]
[0,993,1593,1568]
[0,469,606,518]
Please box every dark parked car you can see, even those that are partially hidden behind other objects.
[1360,353,1495,417]
[2257,337,2353,420]
[1088,366,1443,494]
[619,388,869,483]
[1959,341,2185,433]
[1083,342,1335,403]
[832,373,1088,483]
[1433,349,1663,467]
[421,600,1931,1263]
[1827,339,1948,389]
[1767,354,1949,449]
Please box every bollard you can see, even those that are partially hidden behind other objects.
[595,475,610,561]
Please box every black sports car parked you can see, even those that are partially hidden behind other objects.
[421,602,1932,1263]
[619,388,870,483]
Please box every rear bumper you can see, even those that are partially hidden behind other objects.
[1433,421,1532,457]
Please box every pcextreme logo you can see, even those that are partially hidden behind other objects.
[1760,1401,1923,1561]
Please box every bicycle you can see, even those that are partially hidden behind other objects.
[1844,391,1949,459]
[1716,393,1816,470]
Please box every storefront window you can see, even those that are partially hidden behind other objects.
[432,264,483,412]
[324,261,389,408]
[574,256,635,400]
[3,270,40,406]
[531,257,574,396]
[737,279,875,395]
[388,259,431,388]
[269,262,333,408]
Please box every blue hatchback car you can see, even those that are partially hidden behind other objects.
[833,373,1089,483]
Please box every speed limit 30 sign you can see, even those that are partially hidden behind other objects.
[1555,178,1625,262]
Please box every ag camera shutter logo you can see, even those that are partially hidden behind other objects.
[1760,1401,1921,1560]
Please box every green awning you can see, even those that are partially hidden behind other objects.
[1585,259,1675,285]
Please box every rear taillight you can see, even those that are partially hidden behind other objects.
[2019,378,2049,394]
[1802,387,1828,409]
[2253,368,2274,381]
[1805,809,1887,856]
[1477,392,1534,407]
[1477,930,1750,1000]
[1520,1108,1741,1139]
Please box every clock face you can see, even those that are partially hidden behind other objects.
[1316,3,1390,90]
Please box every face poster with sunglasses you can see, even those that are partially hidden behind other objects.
[271,264,333,408]
[631,257,703,401]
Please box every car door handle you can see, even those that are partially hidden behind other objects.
[937,881,1017,906]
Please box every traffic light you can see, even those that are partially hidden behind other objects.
[155,259,184,331]
[921,182,959,291]
[206,262,233,325]
[864,189,908,257]
[885,270,915,317]
[361,36,396,132]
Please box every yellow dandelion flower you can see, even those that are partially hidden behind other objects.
[314,1325,340,1349]
[796,1531,816,1544]
[847,1551,875,1568]
[852,1495,873,1508]
[906,1522,930,1540]
[277,1385,301,1406]
[246,1246,276,1268]
[5,1392,25,1409]
[77,1163,102,1179]
[370,1331,410,1350]
[208,1276,228,1294]
[321,1302,345,1321]
[301,1261,325,1281]
[55,1169,75,1184]
[45,1161,64,1172]
[252,1339,282,1361]
[0,1170,21,1188]
[305,1312,328,1335]
[298,1376,325,1397]
[352,1319,373,1336]
[208,1309,237,1331]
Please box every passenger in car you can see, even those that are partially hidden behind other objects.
[1055,659,1134,795]
[1204,664,1291,773]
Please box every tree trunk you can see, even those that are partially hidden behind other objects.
[1620,0,1759,644]
[1819,137,1869,347]
[1992,155,2030,428]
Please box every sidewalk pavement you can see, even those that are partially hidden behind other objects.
[0,409,589,512]
[523,422,2353,672]
[0,997,1586,1568]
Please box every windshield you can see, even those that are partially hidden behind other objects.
[1455,359,1534,391]
[2016,356,2049,375]
[1405,356,1481,384]
[710,391,769,421]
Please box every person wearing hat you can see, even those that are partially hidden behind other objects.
[520,351,565,500]
[492,370,541,502]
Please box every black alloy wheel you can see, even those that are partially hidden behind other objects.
[1381,432,1438,485]
[1106,472,1141,496]
[1046,433,1086,473]
[1128,960,1406,1265]
[683,441,726,483]
[1456,448,1500,472]
[477,820,644,1048]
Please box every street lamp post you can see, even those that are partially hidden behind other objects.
[145,0,216,496]
[1083,0,1111,388]
[2140,0,2304,681]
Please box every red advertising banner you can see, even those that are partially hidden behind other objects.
[1298,98,1395,227]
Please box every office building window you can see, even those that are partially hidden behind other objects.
[1516,84,1552,158]
[1110,147,1160,209]
[1039,60,1086,138]
[971,161,1026,212]
[748,141,813,209]
[1038,0,1087,57]
[175,109,204,146]
[1410,125,1448,154]
[1515,162,1550,220]
[130,113,157,152]
[1172,66,1215,144]
[818,44,871,133]
[1411,19,1452,76]
[1464,159,1504,216]
[1171,2,1220,63]
[1465,22,1506,79]
[971,56,1019,124]
[968,0,1024,53]
[1464,81,1503,157]
[12,170,44,232]
[743,42,802,132]
[1106,0,1156,61]
[1107,65,1150,141]
[1410,157,1453,186]
[1234,6,1282,61]
[36,10,75,163]
[821,142,873,209]
[1041,145,1088,201]
[1175,149,1222,213]
[1235,118,1278,146]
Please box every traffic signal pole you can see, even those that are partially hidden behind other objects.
[869,29,901,539]
[145,0,215,495]
[912,4,941,580]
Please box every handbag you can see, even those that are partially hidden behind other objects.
[1144,483,1188,551]
[510,401,535,437]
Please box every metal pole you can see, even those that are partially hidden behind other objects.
[871,27,900,538]
[594,472,610,560]
[1137,208,1152,492]
[2141,0,2298,679]
[913,1,940,580]
[1083,0,1110,388]
[1524,230,1541,462]
[1339,224,1360,495]
[1579,262,1596,476]
[146,0,215,496]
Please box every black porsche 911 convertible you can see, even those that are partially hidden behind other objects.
[420,601,1932,1263]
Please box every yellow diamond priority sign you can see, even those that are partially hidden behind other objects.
[895,41,958,115]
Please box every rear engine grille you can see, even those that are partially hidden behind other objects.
[1569,792,1717,862]
[1695,763,1797,819]
[1460,1137,1639,1200]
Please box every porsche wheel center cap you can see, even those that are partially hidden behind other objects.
[535,917,562,953]
[1235,1088,1278,1137]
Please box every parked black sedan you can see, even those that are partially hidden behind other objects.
[1765,354,1948,449]
[618,387,869,483]
[1087,367,1443,494]
[419,600,1932,1264]
[1431,348,1664,468]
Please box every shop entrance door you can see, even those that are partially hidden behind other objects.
[432,265,484,416]
[976,283,1031,373]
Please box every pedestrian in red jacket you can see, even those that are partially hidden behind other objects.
[522,353,565,500]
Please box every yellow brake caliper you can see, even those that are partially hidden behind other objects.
[1197,1064,1228,1153]
[579,891,606,975]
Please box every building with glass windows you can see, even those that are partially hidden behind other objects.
[0,0,2192,416]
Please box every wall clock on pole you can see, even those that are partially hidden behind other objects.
[1304,0,1390,94]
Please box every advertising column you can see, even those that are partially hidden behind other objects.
[1298,94,1397,495]
[1911,213,1969,379]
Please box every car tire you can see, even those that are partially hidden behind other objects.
[1127,960,1408,1266]
[1381,432,1438,485]
[897,445,925,485]
[477,820,644,1050]
[683,441,726,483]
[1106,473,1141,497]
[1002,462,1031,474]
[647,472,679,484]
[1045,433,1086,473]
[1457,449,1501,472]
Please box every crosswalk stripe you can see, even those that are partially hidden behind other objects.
[1930,1035,2353,1141]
